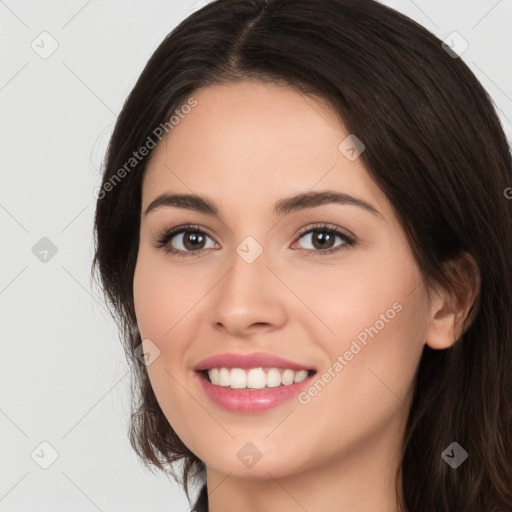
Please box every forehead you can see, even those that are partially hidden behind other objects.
[141,80,389,216]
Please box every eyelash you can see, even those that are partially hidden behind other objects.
[154,223,356,258]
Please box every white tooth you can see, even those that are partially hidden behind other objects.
[281,369,295,386]
[247,368,266,389]
[218,367,231,386]
[294,370,308,383]
[230,368,247,389]
[209,367,310,388]
[266,368,282,388]
[209,368,220,385]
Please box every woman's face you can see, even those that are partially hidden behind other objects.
[133,80,433,481]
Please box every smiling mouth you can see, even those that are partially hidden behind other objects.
[199,367,317,390]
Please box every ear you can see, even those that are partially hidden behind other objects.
[424,252,481,350]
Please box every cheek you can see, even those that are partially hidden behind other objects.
[293,248,422,354]
[311,272,428,419]
[133,249,189,338]
[133,252,198,435]
[133,267,165,338]
[290,281,428,470]
[302,247,428,416]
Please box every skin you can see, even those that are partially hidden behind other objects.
[133,80,477,512]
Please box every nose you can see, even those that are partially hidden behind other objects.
[207,243,288,338]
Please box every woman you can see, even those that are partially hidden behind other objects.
[92,0,512,510]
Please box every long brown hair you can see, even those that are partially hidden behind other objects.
[92,1,512,510]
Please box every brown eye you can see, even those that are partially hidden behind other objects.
[155,225,217,257]
[180,230,207,250]
[294,224,356,255]
[309,230,336,250]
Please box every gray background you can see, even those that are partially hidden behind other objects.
[1,1,511,511]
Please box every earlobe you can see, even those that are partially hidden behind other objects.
[424,252,481,350]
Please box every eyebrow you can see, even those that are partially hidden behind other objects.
[144,191,383,219]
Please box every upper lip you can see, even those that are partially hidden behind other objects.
[194,352,316,372]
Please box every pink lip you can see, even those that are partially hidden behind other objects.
[193,352,315,372]
[194,371,315,413]
[193,352,316,413]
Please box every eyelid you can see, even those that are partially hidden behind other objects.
[293,222,355,242]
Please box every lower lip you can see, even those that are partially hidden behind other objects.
[195,371,315,413]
